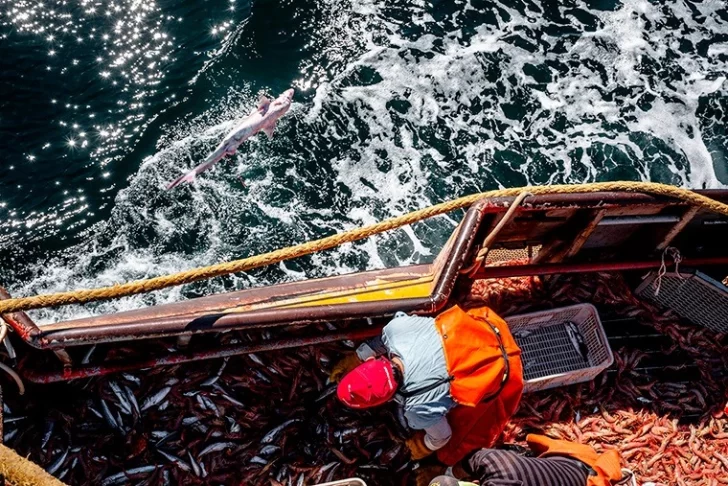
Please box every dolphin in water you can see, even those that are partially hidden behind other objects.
[167,88,294,189]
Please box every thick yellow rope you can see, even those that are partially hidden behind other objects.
[0,443,68,486]
[1,181,726,315]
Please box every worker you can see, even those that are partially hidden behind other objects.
[329,305,523,465]
[427,434,626,486]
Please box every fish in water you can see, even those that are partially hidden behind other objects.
[166,88,294,189]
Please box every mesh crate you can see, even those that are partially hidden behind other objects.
[506,304,613,393]
[635,270,728,333]
[485,245,541,264]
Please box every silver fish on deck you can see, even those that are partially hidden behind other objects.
[121,373,140,385]
[101,465,159,486]
[81,345,96,365]
[247,353,265,367]
[259,445,280,456]
[109,381,132,415]
[201,358,228,387]
[261,418,301,444]
[3,415,27,424]
[141,386,171,411]
[156,449,191,472]
[40,419,55,449]
[46,448,69,475]
[99,401,120,432]
[124,385,140,416]
[196,394,220,416]
[250,456,268,465]
[87,406,103,419]
[167,89,294,189]
[226,416,242,434]
[188,451,203,478]
[217,391,245,408]
[198,441,238,457]
[181,416,199,426]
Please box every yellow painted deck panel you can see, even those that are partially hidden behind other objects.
[222,276,434,313]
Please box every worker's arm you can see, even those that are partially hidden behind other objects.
[404,416,451,459]
[360,310,431,360]
[422,416,452,450]
[357,310,412,359]
[404,406,452,459]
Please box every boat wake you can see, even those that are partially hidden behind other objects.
[5,0,727,323]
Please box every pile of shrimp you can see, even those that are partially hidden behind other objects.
[464,271,728,486]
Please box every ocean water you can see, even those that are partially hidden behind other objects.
[1,0,727,323]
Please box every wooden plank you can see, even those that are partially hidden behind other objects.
[565,209,606,258]
[656,206,700,250]
[534,209,605,263]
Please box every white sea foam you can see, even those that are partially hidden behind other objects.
[10,0,728,323]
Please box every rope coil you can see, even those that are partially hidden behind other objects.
[0,181,727,315]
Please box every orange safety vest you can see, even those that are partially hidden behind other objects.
[527,434,624,486]
[431,305,524,465]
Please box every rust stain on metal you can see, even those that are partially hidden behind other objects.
[472,257,728,279]
[0,286,41,342]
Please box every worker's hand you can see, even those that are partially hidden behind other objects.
[406,431,433,460]
[328,352,361,383]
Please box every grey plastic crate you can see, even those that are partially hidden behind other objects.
[635,270,728,333]
[506,304,613,393]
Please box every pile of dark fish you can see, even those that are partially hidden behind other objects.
[3,270,727,485]
[4,344,411,485]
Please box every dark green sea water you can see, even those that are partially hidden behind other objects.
[1,0,727,323]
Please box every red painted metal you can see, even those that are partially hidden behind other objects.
[36,297,433,349]
[11,188,728,383]
[27,193,691,349]
[23,254,728,383]
[22,326,384,383]
[0,286,40,341]
[3,190,727,356]
[472,257,728,279]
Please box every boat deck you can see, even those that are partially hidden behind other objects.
[4,269,726,485]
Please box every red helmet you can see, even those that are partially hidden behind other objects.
[337,357,398,409]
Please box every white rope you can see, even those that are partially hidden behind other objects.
[654,246,683,296]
